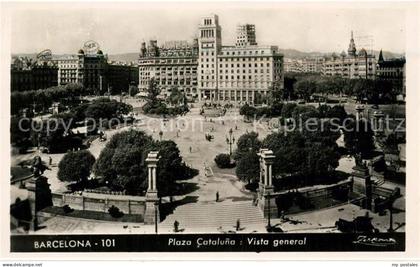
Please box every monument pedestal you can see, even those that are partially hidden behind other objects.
[144,191,159,225]
[144,151,160,225]
[257,185,277,218]
[26,176,52,231]
[351,164,373,211]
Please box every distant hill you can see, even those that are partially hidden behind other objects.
[107,53,139,63]
[12,49,404,63]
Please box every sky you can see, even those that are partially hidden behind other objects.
[8,2,406,55]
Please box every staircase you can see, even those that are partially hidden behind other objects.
[374,178,385,187]
[159,200,265,233]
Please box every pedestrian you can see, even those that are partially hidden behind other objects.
[216,191,219,202]
[49,156,52,166]
[236,219,241,231]
[189,146,192,153]
[174,220,179,233]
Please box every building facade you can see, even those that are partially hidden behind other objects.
[377,50,406,96]
[236,24,257,47]
[138,40,199,99]
[322,32,376,79]
[106,62,139,95]
[55,43,138,94]
[11,57,58,92]
[55,49,107,94]
[284,57,324,73]
[138,14,284,105]
[198,15,284,104]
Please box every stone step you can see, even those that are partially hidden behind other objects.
[160,200,265,229]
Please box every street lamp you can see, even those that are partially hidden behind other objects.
[267,191,271,229]
[226,128,235,156]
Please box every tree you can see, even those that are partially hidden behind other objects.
[235,150,260,183]
[30,117,83,153]
[93,129,196,196]
[11,83,85,115]
[167,87,186,106]
[11,116,32,150]
[214,153,233,168]
[304,143,340,176]
[239,103,257,120]
[343,117,375,157]
[128,85,139,97]
[282,75,297,100]
[85,98,132,122]
[262,132,307,177]
[295,78,316,101]
[281,103,297,118]
[58,150,96,184]
[146,78,161,104]
[324,105,348,124]
[234,131,261,161]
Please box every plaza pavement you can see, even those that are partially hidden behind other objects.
[14,99,406,233]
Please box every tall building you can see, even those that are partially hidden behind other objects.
[322,32,376,79]
[302,57,324,73]
[55,42,138,94]
[284,58,304,73]
[56,49,107,93]
[236,24,257,47]
[377,50,406,97]
[11,56,58,92]
[138,14,284,105]
[197,15,284,104]
[197,14,222,102]
[284,57,324,73]
[138,40,199,99]
[106,62,139,94]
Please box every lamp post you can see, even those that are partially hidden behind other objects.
[226,128,235,156]
[155,202,158,234]
[267,191,271,229]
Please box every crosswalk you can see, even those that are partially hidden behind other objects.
[159,200,266,233]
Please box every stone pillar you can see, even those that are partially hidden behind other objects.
[355,105,365,122]
[373,110,385,136]
[144,151,160,225]
[351,162,373,211]
[52,103,60,115]
[373,110,385,148]
[257,149,276,217]
[26,176,52,231]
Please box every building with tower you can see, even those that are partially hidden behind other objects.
[376,50,406,97]
[236,24,257,47]
[11,53,58,92]
[322,31,376,79]
[197,14,223,102]
[138,39,199,99]
[55,47,107,94]
[138,14,284,105]
[197,15,284,104]
[54,41,138,94]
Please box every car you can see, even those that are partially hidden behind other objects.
[371,104,379,109]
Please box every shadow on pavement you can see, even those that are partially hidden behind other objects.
[160,195,199,221]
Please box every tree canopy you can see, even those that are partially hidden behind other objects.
[58,150,96,184]
[93,129,196,196]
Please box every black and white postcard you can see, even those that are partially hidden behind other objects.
[1,1,419,259]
